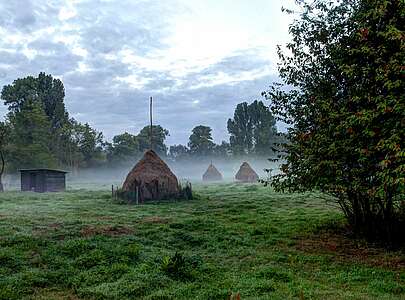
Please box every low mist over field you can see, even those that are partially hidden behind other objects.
[70,157,278,184]
[3,157,280,190]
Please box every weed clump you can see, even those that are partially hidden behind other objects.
[160,252,199,281]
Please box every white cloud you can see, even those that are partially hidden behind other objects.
[0,0,297,144]
[58,4,77,21]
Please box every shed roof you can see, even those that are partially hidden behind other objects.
[19,168,68,173]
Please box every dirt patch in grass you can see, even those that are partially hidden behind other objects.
[97,216,114,221]
[48,222,63,229]
[295,231,405,270]
[32,222,63,236]
[141,216,171,224]
[80,225,134,237]
[33,289,80,300]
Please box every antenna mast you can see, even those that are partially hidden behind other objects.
[149,96,153,150]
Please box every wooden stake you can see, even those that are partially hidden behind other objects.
[149,96,153,150]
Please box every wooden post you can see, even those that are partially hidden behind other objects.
[149,96,153,151]
[135,186,139,205]
[111,184,114,199]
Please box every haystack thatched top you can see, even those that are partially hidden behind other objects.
[122,150,179,201]
[235,162,259,183]
[202,163,223,181]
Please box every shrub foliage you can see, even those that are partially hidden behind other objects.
[264,0,405,244]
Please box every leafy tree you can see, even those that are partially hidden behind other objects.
[188,125,215,156]
[106,132,140,164]
[137,125,169,156]
[1,72,68,129]
[264,0,405,244]
[56,119,82,171]
[227,100,277,156]
[250,100,277,155]
[1,73,108,172]
[169,144,189,161]
[37,72,68,130]
[227,102,252,155]
[1,72,73,169]
[70,121,105,168]
[7,100,57,171]
[213,141,231,157]
[1,75,38,113]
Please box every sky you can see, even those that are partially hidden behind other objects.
[0,0,297,145]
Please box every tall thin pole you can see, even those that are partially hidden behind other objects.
[149,96,153,150]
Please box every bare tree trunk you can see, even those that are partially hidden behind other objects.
[0,150,4,192]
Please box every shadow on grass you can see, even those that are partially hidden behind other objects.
[294,219,405,270]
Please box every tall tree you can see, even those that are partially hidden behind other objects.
[227,102,252,155]
[1,75,38,113]
[227,101,277,156]
[169,144,189,161]
[264,0,405,244]
[1,73,108,172]
[1,72,71,168]
[213,141,231,158]
[137,125,169,156]
[106,132,140,164]
[36,72,68,130]
[70,121,105,168]
[250,100,277,155]
[188,125,215,156]
[7,100,57,170]
[1,72,68,129]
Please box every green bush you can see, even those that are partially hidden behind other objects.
[160,252,193,281]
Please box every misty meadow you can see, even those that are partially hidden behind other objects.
[0,0,404,299]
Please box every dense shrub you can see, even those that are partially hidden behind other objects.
[265,0,405,245]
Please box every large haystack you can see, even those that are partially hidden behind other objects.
[122,150,179,202]
[202,163,223,181]
[235,162,259,183]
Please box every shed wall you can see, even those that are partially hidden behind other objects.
[21,172,30,191]
[45,172,66,192]
[20,170,66,192]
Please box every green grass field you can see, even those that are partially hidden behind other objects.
[0,183,403,299]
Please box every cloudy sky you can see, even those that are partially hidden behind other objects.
[0,0,296,145]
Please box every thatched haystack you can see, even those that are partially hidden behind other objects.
[122,150,179,202]
[202,163,223,181]
[235,162,259,183]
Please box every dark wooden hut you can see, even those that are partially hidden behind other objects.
[20,169,67,193]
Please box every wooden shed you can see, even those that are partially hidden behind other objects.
[20,169,67,193]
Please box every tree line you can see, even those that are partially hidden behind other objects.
[0,72,283,178]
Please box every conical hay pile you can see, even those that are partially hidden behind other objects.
[122,150,179,202]
[202,164,223,181]
[235,162,259,183]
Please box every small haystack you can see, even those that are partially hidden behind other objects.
[202,163,223,181]
[235,162,259,183]
[122,150,179,202]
